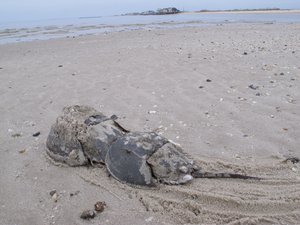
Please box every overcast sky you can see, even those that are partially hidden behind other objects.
[1,0,300,22]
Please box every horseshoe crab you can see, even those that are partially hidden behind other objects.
[47,105,260,187]
[106,132,195,186]
[46,105,127,166]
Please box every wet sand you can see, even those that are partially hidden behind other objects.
[0,23,300,224]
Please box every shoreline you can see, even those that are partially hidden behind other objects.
[1,10,300,45]
[183,9,300,15]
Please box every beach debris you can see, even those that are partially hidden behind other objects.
[238,97,247,101]
[46,105,260,187]
[80,210,96,220]
[248,84,259,90]
[148,110,157,114]
[18,149,27,154]
[145,216,154,222]
[11,133,21,138]
[284,157,299,164]
[94,201,106,212]
[49,190,59,202]
[33,131,41,137]
[70,190,80,197]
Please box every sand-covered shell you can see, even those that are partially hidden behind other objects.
[46,105,125,166]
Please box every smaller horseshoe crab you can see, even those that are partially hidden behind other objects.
[47,105,260,187]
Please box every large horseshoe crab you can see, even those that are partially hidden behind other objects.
[46,105,259,187]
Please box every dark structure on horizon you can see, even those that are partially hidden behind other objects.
[124,7,181,16]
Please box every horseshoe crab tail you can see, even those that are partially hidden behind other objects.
[192,171,261,180]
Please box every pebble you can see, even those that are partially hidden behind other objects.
[12,133,21,138]
[70,190,80,197]
[19,149,27,154]
[145,217,154,222]
[50,190,56,195]
[51,193,59,202]
[148,111,157,114]
[58,65,63,68]
[206,79,212,82]
[248,84,259,90]
[33,132,41,137]
[80,210,95,220]
[243,52,248,55]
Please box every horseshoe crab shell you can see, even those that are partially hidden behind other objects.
[105,132,168,186]
[46,105,125,166]
[105,132,194,187]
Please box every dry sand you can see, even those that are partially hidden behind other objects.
[0,23,300,225]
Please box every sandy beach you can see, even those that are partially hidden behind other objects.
[0,22,300,224]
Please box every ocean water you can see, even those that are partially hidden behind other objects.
[1,12,300,44]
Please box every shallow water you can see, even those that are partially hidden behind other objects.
[1,12,300,44]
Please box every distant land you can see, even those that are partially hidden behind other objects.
[122,7,295,16]
[195,8,281,13]
[123,7,181,16]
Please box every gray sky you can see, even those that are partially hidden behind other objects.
[1,0,300,22]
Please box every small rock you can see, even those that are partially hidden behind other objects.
[51,193,59,202]
[280,72,284,76]
[94,201,106,213]
[58,65,63,68]
[148,111,157,114]
[50,190,57,197]
[284,157,299,164]
[80,210,95,220]
[70,190,80,197]
[32,132,41,137]
[0,67,3,69]
[255,93,261,96]
[12,133,21,138]
[243,52,248,55]
[19,149,27,154]
[145,216,154,222]
[238,97,247,101]
[198,86,204,89]
[206,79,212,82]
[270,115,275,118]
[248,84,259,90]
